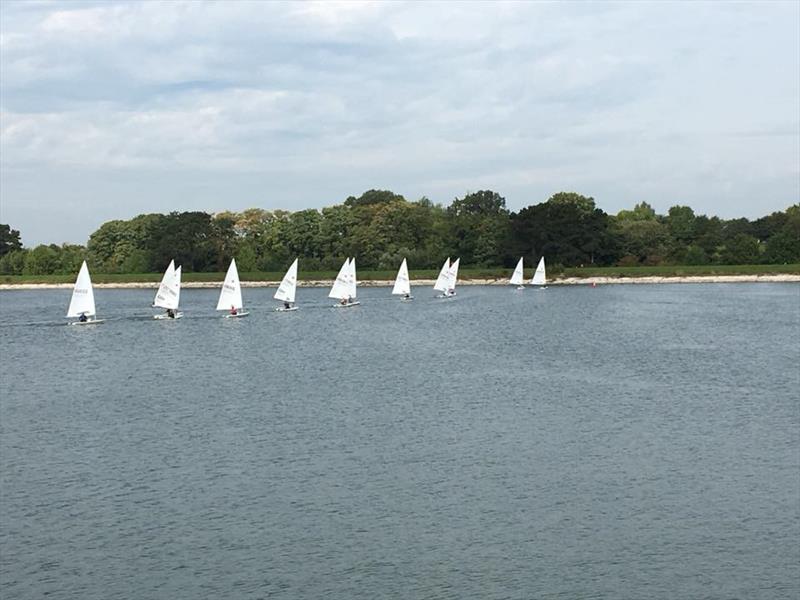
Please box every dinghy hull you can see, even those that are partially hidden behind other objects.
[154,312,184,320]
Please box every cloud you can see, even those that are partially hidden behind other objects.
[0,0,798,244]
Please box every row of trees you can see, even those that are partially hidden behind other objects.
[1,191,798,275]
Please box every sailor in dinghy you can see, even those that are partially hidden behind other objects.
[391,258,413,301]
[153,261,184,319]
[67,261,103,325]
[274,258,299,312]
[531,256,547,289]
[330,258,360,307]
[435,257,459,298]
[217,259,249,318]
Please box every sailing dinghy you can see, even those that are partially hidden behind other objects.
[153,260,183,319]
[330,258,360,307]
[531,257,547,289]
[392,258,413,300]
[433,257,452,298]
[274,258,299,311]
[217,258,249,317]
[510,257,525,290]
[445,257,460,297]
[67,261,103,325]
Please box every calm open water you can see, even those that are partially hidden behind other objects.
[1,283,798,599]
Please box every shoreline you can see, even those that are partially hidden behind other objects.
[1,274,798,290]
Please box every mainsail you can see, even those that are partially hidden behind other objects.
[433,257,451,293]
[66,260,96,317]
[274,258,298,304]
[531,257,546,286]
[347,257,358,299]
[329,258,351,299]
[447,257,460,290]
[216,259,244,310]
[392,258,411,296]
[153,260,179,309]
[510,257,524,286]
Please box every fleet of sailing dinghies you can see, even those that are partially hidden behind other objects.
[153,260,183,319]
[510,257,525,289]
[274,258,299,311]
[64,255,550,324]
[392,258,413,300]
[67,260,103,325]
[329,257,360,307]
[531,257,547,288]
[217,258,249,317]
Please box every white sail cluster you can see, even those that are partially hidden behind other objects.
[433,257,460,296]
[153,260,181,310]
[65,254,549,324]
[329,258,359,306]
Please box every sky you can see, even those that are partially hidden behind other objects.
[1,0,798,245]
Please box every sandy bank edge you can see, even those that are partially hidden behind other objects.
[2,274,798,290]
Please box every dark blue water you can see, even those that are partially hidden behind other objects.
[1,284,798,599]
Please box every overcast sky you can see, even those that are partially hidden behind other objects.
[1,1,798,245]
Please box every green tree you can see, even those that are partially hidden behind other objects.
[446,190,509,266]
[57,244,86,274]
[146,212,216,272]
[210,214,239,271]
[615,219,670,264]
[87,214,165,272]
[683,245,709,265]
[666,205,696,244]
[0,224,22,256]
[510,192,618,267]
[763,205,800,263]
[720,233,760,264]
[616,202,657,222]
[344,189,406,207]
[0,249,26,274]
[23,245,60,275]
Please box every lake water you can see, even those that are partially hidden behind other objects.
[1,283,798,599]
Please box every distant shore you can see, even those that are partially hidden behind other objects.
[2,273,798,290]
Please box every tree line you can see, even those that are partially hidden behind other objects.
[1,190,798,275]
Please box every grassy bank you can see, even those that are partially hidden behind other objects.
[2,263,799,285]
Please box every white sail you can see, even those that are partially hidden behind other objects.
[433,257,451,292]
[532,257,546,286]
[216,259,244,310]
[447,257,460,291]
[347,257,358,299]
[392,258,411,296]
[510,257,524,286]
[153,260,178,309]
[172,266,182,308]
[66,260,96,317]
[274,258,298,303]
[329,258,351,299]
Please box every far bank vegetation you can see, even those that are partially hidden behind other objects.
[1,191,798,276]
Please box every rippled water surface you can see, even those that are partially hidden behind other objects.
[1,283,799,599]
